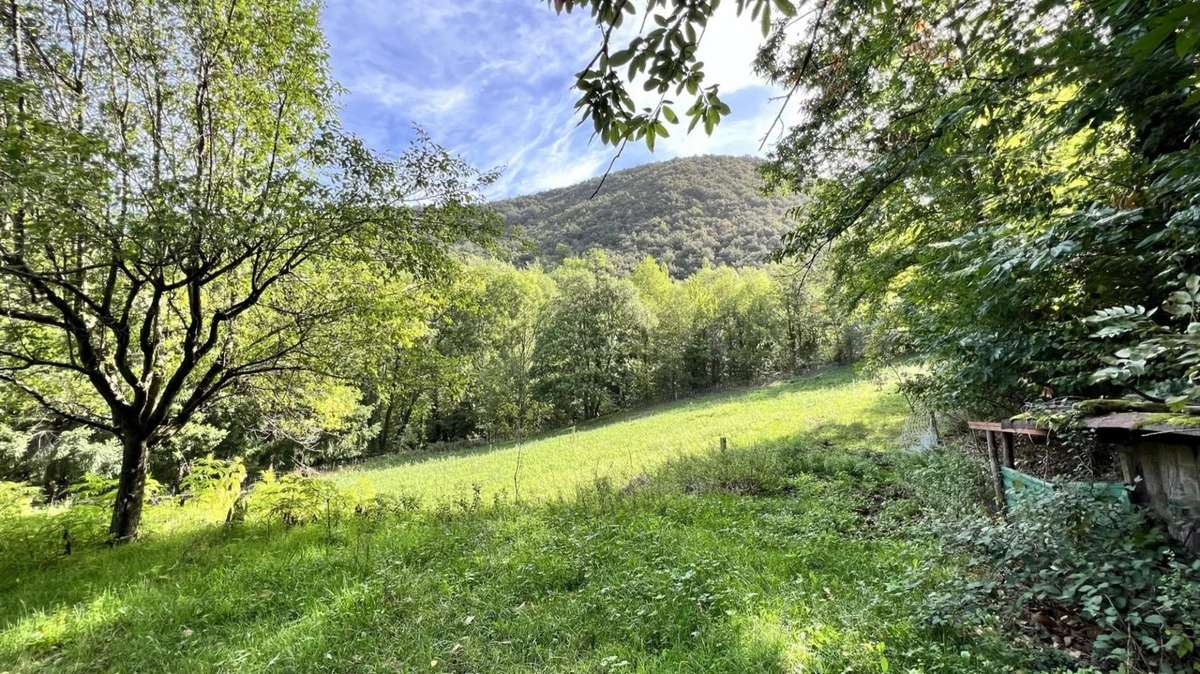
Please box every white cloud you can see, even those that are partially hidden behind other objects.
[656,88,802,160]
[324,1,797,198]
[695,4,772,95]
[349,72,470,121]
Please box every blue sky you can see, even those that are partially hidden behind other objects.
[321,1,791,198]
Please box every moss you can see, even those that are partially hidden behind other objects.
[1138,413,1200,429]
[1074,399,1170,415]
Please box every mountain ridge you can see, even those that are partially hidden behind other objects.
[493,155,797,275]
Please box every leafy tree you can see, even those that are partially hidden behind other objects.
[0,0,494,540]
[471,261,556,439]
[534,251,649,421]
[630,256,691,398]
[679,265,786,386]
[1089,274,1200,404]
[771,263,834,369]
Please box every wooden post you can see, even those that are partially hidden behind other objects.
[1118,451,1136,485]
[719,437,727,451]
[1000,433,1015,468]
[1117,450,1146,504]
[986,431,1007,515]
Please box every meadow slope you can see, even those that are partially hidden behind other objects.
[0,368,1041,673]
[330,368,904,503]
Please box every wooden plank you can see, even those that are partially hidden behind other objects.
[967,419,1050,438]
[1000,433,1015,468]
[1083,413,1200,439]
[1118,452,1136,484]
[1137,423,1200,439]
[999,419,1051,437]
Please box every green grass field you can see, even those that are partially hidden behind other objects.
[330,368,905,503]
[0,368,1040,673]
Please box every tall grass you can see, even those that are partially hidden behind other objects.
[0,368,1046,673]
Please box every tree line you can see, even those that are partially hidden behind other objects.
[1,250,854,499]
[0,0,845,541]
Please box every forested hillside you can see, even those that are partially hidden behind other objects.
[5,1,1200,672]
[494,155,796,274]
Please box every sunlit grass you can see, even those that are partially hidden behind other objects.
[330,367,906,503]
[0,367,1039,673]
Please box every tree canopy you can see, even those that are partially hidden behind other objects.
[555,0,1200,411]
[0,0,496,539]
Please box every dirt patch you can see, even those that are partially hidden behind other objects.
[1022,602,1101,662]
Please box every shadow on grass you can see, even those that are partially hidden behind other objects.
[1,492,807,672]
[2,379,908,624]
[0,402,1021,673]
[0,369,930,672]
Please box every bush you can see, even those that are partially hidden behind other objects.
[248,470,347,528]
[153,421,230,486]
[180,455,246,518]
[648,444,790,496]
[0,498,108,564]
[0,480,39,517]
[0,427,121,494]
[911,453,1200,673]
[0,426,32,480]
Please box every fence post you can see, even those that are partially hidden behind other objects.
[986,431,1007,515]
[1000,433,1015,468]
[719,437,727,451]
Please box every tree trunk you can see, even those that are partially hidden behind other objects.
[108,432,150,543]
[377,398,395,455]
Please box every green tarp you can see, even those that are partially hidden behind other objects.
[1001,466,1130,510]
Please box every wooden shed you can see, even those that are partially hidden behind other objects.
[968,414,1200,552]
[1083,413,1200,552]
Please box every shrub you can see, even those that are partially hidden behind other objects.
[66,472,163,503]
[649,444,790,496]
[153,421,230,485]
[0,426,32,479]
[0,480,39,518]
[0,427,121,493]
[248,470,347,528]
[912,459,1200,673]
[180,455,246,518]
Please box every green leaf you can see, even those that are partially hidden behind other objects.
[773,0,796,17]
[661,106,678,124]
[609,48,636,67]
[1129,20,1175,60]
[1176,27,1200,56]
